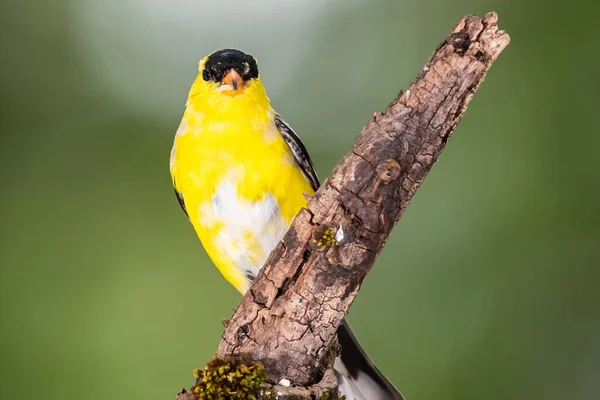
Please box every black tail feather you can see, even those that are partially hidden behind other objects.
[335,320,404,399]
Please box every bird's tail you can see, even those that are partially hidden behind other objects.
[334,320,404,400]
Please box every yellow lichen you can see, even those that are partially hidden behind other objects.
[314,227,337,247]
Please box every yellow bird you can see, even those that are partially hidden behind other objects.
[170,49,403,400]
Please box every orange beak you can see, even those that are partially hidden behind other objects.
[219,69,245,96]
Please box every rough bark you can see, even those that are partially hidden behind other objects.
[183,12,509,399]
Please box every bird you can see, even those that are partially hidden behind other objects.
[169,48,404,400]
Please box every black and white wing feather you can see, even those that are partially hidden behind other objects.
[274,115,320,192]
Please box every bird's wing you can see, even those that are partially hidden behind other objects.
[173,187,188,218]
[274,115,320,192]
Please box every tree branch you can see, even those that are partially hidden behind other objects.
[177,12,509,399]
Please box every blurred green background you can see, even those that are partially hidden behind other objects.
[1,0,598,399]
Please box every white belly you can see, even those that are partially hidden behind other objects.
[197,179,288,280]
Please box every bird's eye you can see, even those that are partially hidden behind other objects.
[201,69,211,81]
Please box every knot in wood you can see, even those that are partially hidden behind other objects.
[237,325,249,345]
[377,159,401,182]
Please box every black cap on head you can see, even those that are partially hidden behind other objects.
[202,49,259,83]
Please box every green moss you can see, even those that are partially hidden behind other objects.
[318,391,346,400]
[189,358,274,399]
[314,227,337,247]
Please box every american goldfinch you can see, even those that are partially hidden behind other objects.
[170,49,403,400]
